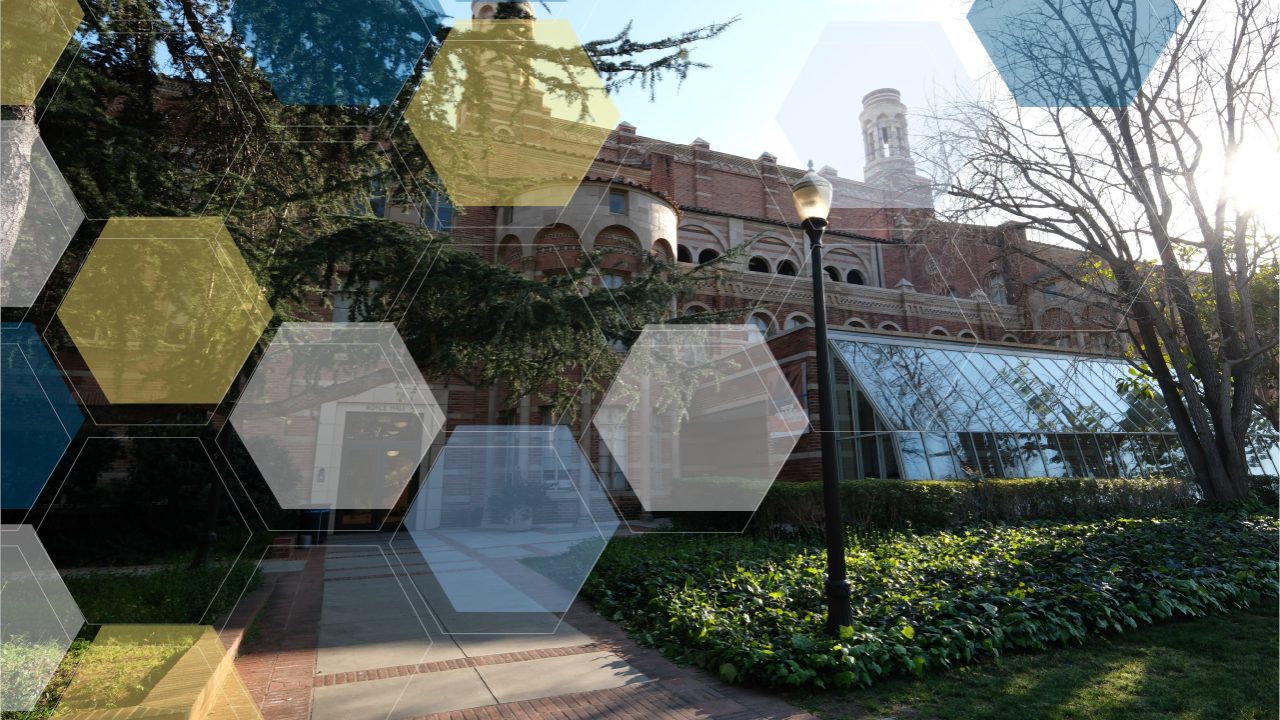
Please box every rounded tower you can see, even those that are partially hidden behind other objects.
[860,88,917,186]
[472,2,535,18]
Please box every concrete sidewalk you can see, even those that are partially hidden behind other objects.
[308,537,650,720]
[234,535,816,720]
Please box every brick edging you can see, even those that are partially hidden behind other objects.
[312,643,603,687]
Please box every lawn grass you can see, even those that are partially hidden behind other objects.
[64,559,262,625]
[784,595,1279,720]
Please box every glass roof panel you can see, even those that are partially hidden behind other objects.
[831,336,1277,461]
[919,349,987,430]
[943,351,1043,432]
[1078,362,1169,431]
[1027,357,1108,431]
[992,355,1077,431]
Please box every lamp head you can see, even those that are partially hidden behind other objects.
[792,161,833,224]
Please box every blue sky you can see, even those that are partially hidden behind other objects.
[453,0,992,179]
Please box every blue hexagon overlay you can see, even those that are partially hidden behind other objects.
[232,0,446,106]
[1,323,84,509]
[399,426,619,626]
[968,0,1182,108]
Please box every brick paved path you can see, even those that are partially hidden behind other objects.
[236,547,326,720]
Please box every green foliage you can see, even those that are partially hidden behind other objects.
[519,537,606,590]
[786,596,1279,720]
[0,638,69,712]
[738,477,1201,535]
[64,560,262,625]
[584,509,1279,691]
[0,638,90,720]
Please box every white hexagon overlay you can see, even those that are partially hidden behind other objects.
[1,121,86,307]
[229,322,444,512]
[1,524,85,712]
[399,426,620,631]
[593,325,808,516]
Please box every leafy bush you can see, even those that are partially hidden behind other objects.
[584,509,1278,690]
[742,477,1201,535]
[64,560,262,625]
[0,638,67,711]
[0,638,90,720]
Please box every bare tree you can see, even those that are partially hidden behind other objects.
[935,0,1279,501]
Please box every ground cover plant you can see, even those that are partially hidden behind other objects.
[1,563,261,720]
[584,506,1278,691]
[784,595,1279,719]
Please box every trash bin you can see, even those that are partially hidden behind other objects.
[301,509,330,546]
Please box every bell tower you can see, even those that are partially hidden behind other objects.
[472,2,536,18]
[860,88,917,186]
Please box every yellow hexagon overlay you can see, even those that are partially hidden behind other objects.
[0,0,84,106]
[58,218,273,405]
[405,18,621,207]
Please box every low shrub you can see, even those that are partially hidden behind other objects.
[584,508,1278,691]
[742,477,1201,534]
[64,559,262,625]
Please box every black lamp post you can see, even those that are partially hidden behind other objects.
[791,163,854,637]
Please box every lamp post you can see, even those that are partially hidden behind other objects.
[792,163,854,637]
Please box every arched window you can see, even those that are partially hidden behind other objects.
[824,266,840,282]
[847,318,869,329]
[944,287,959,298]
[748,257,770,273]
[684,304,708,315]
[747,314,774,341]
[698,249,719,264]
[879,322,901,332]
[776,260,797,276]
[1003,334,1019,343]
[599,274,624,289]
[958,330,977,340]
[677,246,692,263]
[847,269,865,285]
[929,327,949,337]
[985,273,1008,304]
[786,315,811,330]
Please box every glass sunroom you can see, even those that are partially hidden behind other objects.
[829,331,1280,480]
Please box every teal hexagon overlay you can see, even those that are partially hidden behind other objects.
[231,0,446,106]
[968,0,1182,108]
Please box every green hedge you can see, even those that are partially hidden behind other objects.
[585,508,1279,691]
[743,477,1201,534]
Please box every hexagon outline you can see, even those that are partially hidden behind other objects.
[404,18,622,208]
[392,425,620,632]
[774,20,985,211]
[0,121,87,307]
[27,434,264,608]
[54,216,273,407]
[0,523,85,712]
[591,324,806,533]
[226,322,446,520]
[1,322,85,509]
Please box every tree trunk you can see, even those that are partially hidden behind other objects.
[189,422,230,569]
[1,108,38,275]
